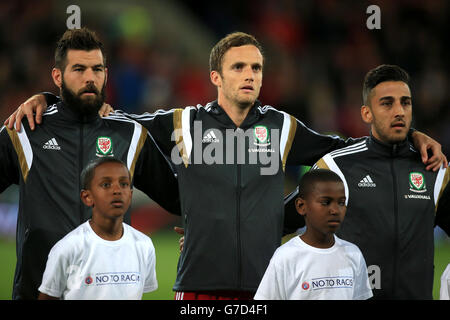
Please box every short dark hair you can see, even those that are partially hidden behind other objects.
[55,27,106,71]
[81,157,130,190]
[297,169,343,199]
[209,32,264,74]
[362,64,410,105]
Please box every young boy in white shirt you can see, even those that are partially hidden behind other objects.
[254,169,372,300]
[440,264,450,300]
[38,157,158,300]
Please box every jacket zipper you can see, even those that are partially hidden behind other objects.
[236,162,242,289]
[79,123,84,224]
[390,144,399,297]
[235,127,243,289]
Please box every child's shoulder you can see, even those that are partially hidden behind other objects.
[334,236,364,256]
[123,223,154,247]
[275,236,304,256]
[50,222,90,255]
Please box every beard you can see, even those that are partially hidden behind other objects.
[61,79,106,118]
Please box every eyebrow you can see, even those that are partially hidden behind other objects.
[317,195,346,200]
[379,95,411,101]
[230,62,262,68]
[98,175,130,181]
[71,63,105,69]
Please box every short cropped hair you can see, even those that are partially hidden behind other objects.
[297,169,343,199]
[209,32,264,74]
[55,27,106,71]
[81,157,130,190]
[362,64,410,106]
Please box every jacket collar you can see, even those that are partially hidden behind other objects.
[368,133,412,157]
[206,100,263,129]
[56,101,100,123]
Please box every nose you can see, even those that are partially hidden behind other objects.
[112,183,122,195]
[83,68,96,83]
[329,203,340,215]
[393,101,405,117]
[243,66,254,82]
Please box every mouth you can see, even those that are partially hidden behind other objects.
[79,86,99,96]
[391,121,405,128]
[81,91,98,97]
[111,200,124,208]
[327,219,341,226]
[240,85,254,92]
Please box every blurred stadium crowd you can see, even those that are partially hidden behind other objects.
[0,0,449,236]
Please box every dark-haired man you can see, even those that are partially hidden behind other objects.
[285,64,450,299]
[6,34,447,300]
[0,28,179,299]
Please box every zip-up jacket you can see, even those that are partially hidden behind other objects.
[113,100,362,292]
[0,101,180,299]
[285,135,450,299]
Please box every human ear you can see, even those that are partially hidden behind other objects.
[295,197,307,217]
[361,105,373,124]
[80,190,94,207]
[210,70,222,87]
[52,68,63,89]
[104,67,108,85]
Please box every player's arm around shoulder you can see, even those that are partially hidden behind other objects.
[286,112,366,166]
[0,125,21,189]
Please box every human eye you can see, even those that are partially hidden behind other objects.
[402,99,412,106]
[233,63,244,71]
[100,182,110,188]
[252,64,262,71]
[72,65,85,72]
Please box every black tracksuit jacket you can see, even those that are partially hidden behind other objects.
[117,100,361,292]
[285,135,450,299]
[0,101,180,299]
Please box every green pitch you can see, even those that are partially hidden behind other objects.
[0,232,448,300]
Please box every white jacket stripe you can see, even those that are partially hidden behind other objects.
[321,154,349,206]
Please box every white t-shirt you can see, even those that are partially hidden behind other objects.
[440,264,450,300]
[254,235,373,300]
[39,221,157,300]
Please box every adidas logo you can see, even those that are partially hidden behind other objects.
[43,138,61,150]
[202,130,220,143]
[358,175,376,187]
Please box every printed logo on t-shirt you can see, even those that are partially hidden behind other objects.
[303,276,354,291]
[90,272,141,286]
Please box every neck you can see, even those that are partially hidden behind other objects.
[89,216,123,241]
[300,229,335,249]
[217,95,253,127]
[370,131,407,146]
